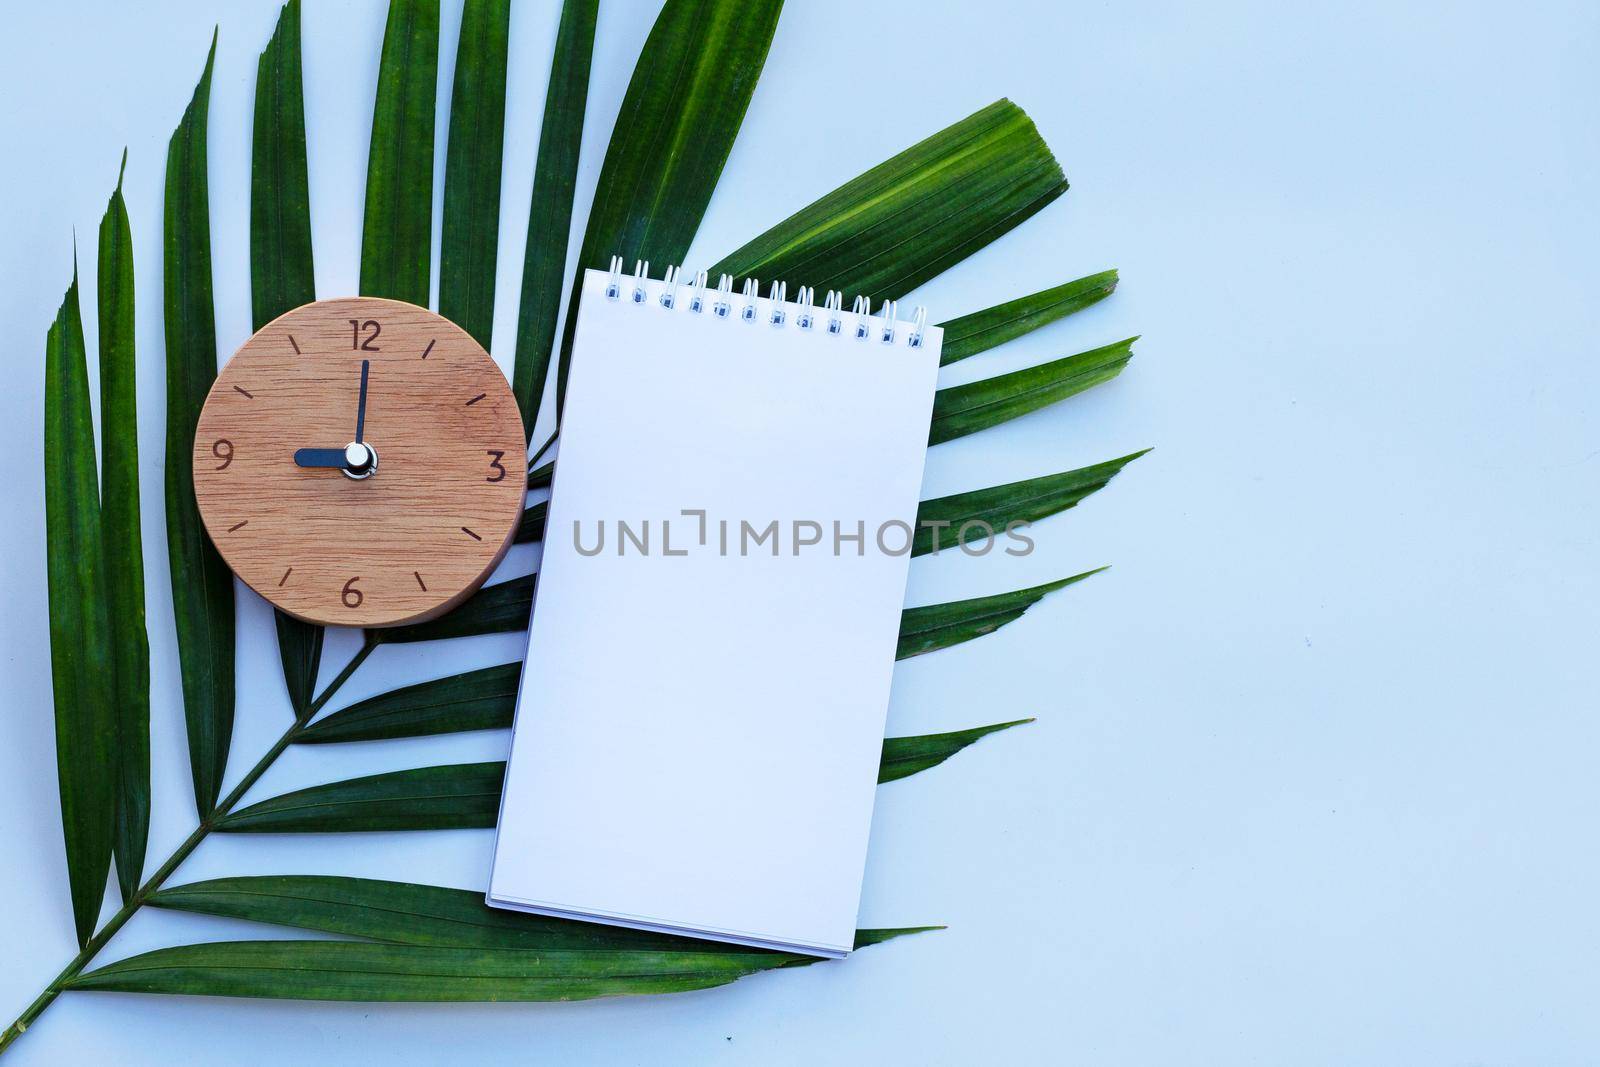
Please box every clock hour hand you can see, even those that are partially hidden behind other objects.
[294,447,350,469]
[295,442,377,477]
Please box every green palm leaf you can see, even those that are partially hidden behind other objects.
[97,153,150,901]
[709,99,1064,304]
[878,719,1032,783]
[373,574,534,644]
[150,876,718,950]
[250,0,314,327]
[439,0,509,348]
[148,875,933,955]
[217,763,502,832]
[929,337,1136,446]
[512,0,597,434]
[296,662,521,744]
[252,0,323,720]
[556,0,785,408]
[512,498,545,543]
[360,0,439,306]
[68,939,902,1001]
[937,270,1118,366]
[897,570,1104,659]
[912,450,1147,557]
[43,263,116,945]
[271,619,323,719]
[164,32,235,817]
[222,720,1025,833]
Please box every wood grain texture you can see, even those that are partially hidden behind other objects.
[193,298,525,627]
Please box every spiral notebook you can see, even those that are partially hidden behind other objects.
[488,262,942,958]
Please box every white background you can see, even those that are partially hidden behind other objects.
[2,0,1597,1063]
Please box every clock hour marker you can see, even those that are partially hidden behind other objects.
[421,339,436,359]
[288,334,301,355]
[227,520,249,532]
[414,571,427,591]
[465,393,487,406]
[461,526,482,541]
[233,385,254,399]
[279,567,293,586]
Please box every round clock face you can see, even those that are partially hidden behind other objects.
[193,297,527,627]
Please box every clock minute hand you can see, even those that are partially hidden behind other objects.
[355,358,370,443]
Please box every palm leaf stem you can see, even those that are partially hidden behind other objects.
[0,638,378,1052]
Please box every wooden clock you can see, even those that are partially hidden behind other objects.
[192,297,527,627]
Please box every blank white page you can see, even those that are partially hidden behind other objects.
[489,269,941,957]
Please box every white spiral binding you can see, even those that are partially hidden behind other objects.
[851,295,872,340]
[907,305,928,348]
[660,265,682,309]
[602,259,928,347]
[767,281,787,326]
[825,290,844,334]
[795,286,815,330]
[740,278,760,322]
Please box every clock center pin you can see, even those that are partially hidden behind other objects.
[343,441,378,480]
